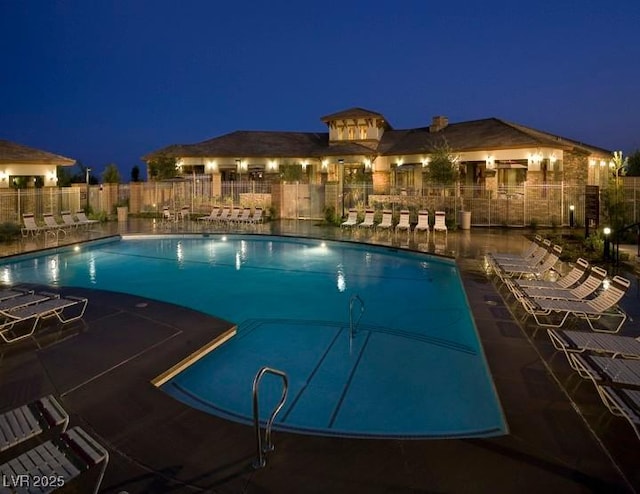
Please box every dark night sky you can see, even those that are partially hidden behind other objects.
[2,1,639,179]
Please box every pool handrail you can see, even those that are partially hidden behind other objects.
[252,366,289,469]
[349,294,365,339]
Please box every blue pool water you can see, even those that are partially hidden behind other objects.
[2,235,506,439]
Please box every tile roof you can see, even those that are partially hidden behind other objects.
[0,139,75,165]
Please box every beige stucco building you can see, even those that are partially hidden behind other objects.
[0,139,75,189]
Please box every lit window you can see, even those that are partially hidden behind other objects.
[360,127,367,139]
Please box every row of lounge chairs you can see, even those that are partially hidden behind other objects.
[21,211,98,237]
[488,235,640,440]
[197,206,264,226]
[0,395,108,493]
[340,209,448,237]
[0,286,88,343]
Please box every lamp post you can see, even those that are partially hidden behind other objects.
[603,227,611,261]
[85,168,91,211]
[569,204,575,228]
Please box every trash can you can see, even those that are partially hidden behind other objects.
[459,211,471,230]
[117,206,128,222]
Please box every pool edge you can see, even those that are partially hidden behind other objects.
[151,325,237,387]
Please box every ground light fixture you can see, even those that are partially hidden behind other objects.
[603,227,611,260]
[569,205,575,228]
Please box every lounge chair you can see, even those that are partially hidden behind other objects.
[491,239,552,268]
[547,328,640,362]
[43,213,67,237]
[496,244,562,281]
[569,354,640,386]
[0,292,56,313]
[358,209,375,228]
[235,207,252,225]
[0,395,69,457]
[490,235,544,263]
[0,293,88,343]
[522,265,606,301]
[0,426,109,494]
[395,210,411,235]
[179,205,190,221]
[75,210,99,227]
[248,207,264,225]
[341,209,358,228]
[197,207,220,222]
[596,385,640,441]
[226,206,242,226]
[61,211,80,229]
[414,211,430,239]
[215,207,231,225]
[21,214,46,237]
[433,211,447,237]
[515,257,589,289]
[510,275,630,333]
[0,287,33,302]
[375,210,393,232]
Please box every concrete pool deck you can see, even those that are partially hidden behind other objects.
[0,219,639,493]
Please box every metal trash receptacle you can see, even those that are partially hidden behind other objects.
[459,211,471,230]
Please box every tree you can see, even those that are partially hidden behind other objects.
[625,150,640,176]
[131,165,141,182]
[147,153,177,180]
[422,140,459,186]
[102,163,121,184]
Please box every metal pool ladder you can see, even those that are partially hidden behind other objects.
[252,366,289,469]
[349,294,365,339]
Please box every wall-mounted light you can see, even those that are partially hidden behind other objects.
[397,158,403,167]
[0,171,6,181]
[589,159,595,167]
[301,160,308,170]
[268,160,278,171]
[321,159,329,170]
[486,155,495,170]
[363,158,371,170]
[528,152,542,165]
[338,159,344,165]
[549,154,557,164]
[421,157,430,168]
[206,160,218,171]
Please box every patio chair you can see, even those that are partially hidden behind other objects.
[61,211,80,229]
[236,207,252,225]
[341,209,358,228]
[394,210,411,235]
[21,213,46,237]
[0,426,109,494]
[595,385,640,441]
[547,328,640,363]
[0,291,57,314]
[43,213,67,237]
[433,211,447,237]
[490,234,543,263]
[495,244,562,281]
[0,395,69,457]
[180,205,191,221]
[522,265,606,301]
[375,210,393,232]
[358,209,375,228]
[0,286,33,302]
[512,274,630,333]
[569,354,640,387]
[75,210,99,227]
[0,293,88,343]
[226,206,242,226]
[216,207,231,225]
[491,239,552,268]
[414,210,430,239]
[248,207,264,225]
[515,257,589,289]
[198,207,220,222]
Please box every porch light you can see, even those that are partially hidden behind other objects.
[397,158,403,167]
[207,160,218,171]
[268,160,278,171]
[301,160,308,169]
[421,157,430,167]
[363,158,371,170]
[0,171,6,181]
[321,159,329,170]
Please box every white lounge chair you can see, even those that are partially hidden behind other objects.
[375,210,393,232]
[358,209,375,228]
[0,426,109,494]
[226,206,242,226]
[0,286,33,302]
[235,207,252,225]
[515,258,589,289]
[341,209,358,228]
[43,213,67,237]
[395,210,411,235]
[0,395,69,457]
[547,328,640,362]
[570,354,640,386]
[21,214,46,237]
[511,275,630,333]
[596,385,640,441]
[0,294,88,343]
[495,244,562,282]
[248,207,264,225]
[0,292,56,313]
[75,210,99,227]
[522,265,606,301]
[61,211,80,229]
[492,239,552,269]
[490,235,544,263]
[433,211,447,237]
[215,207,231,225]
[198,207,220,222]
[414,210,430,239]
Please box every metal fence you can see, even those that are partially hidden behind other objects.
[2,180,639,230]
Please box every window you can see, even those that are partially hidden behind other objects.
[359,126,367,139]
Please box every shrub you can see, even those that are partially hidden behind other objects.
[0,222,21,242]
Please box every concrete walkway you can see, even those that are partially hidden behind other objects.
[1,219,639,493]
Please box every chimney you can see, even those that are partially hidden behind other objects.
[429,115,448,133]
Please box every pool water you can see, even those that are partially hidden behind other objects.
[2,235,506,439]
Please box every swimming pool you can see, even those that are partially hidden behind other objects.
[2,235,506,439]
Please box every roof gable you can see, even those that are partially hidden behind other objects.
[0,139,75,165]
